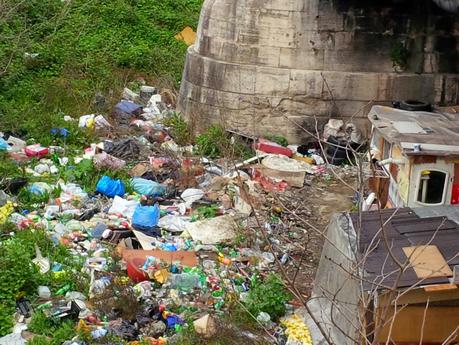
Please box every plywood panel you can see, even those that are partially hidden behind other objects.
[376,306,459,343]
[403,245,453,278]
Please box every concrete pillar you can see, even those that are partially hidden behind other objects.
[178,0,459,143]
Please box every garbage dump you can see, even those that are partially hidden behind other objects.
[0,87,357,345]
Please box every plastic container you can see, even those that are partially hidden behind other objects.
[126,257,149,283]
[24,144,49,158]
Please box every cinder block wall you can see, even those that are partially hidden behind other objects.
[178,0,459,143]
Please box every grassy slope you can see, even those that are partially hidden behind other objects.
[0,0,203,143]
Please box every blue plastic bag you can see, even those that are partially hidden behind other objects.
[132,204,160,233]
[96,175,125,198]
[0,138,9,150]
[130,177,166,196]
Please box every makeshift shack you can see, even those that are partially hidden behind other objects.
[367,105,459,208]
[306,207,459,345]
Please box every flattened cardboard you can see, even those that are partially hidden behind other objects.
[403,245,453,279]
[122,249,198,267]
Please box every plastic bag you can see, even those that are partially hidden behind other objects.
[130,178,166,197]
[180,188,204,207]
[29,182,53,195]
[132,204,160,232]
[0,138,8,150]
[108,196,138,219]
[94,152,126,170]
[157,215,190,233]
[0,201,14,224]
[96,176,125,197]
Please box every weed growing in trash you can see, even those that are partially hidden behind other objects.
[163,113,194,146]
[0,153,23,178]
[195,125,254,160]
[195,204,219,219]
[17,189,51,209]
[0,236,42,335]
[28,312,76,345]
[244,274,292,321]
[264,134,289,148]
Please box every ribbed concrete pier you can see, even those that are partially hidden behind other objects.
[178,0,459,142]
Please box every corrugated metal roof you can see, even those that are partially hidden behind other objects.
[368,105,459,156]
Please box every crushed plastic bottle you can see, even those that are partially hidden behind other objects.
[168,273,201,291]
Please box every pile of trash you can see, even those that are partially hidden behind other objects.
[0,87,357,345]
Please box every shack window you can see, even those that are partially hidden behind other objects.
[417,170,447,204]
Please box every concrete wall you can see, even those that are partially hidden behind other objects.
[178,0,459,143]
[304,213,360,345]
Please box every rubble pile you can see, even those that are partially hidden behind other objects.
[0,86,357,345]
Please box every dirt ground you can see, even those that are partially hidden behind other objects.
[255,166,357,299]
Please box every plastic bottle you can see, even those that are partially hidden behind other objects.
[169,273,201,291]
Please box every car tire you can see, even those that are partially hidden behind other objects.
[399,100,431,112]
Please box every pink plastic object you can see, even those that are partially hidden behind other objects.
[451,184,459,205]
[24,144,49,158]
[253,139,292,157]
[251,168,288,192]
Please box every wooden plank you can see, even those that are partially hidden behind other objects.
[376,305,459,344]
[379,286,459,306]
[424,284,457,292]
[403,245,453,278]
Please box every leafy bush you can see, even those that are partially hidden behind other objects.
[0,236,42,336]
[195,125,254,159]
[195,125,227,158]
[244,274,291,321]
[0,229,88,336]
[163,112,193,145]
[390,41,409,70]
[28,312,76,345]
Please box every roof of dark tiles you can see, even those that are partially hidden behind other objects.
[350,207,459,291]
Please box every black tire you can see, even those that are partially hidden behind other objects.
[326,136,347,147]
[327,146,348,159]
[350,141,365,152]
[326,135,349,158]
[325,152,346,165]
[399,100,431,112]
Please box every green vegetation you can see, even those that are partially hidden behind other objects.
[28,312,76,345]
[0,0,203,145]
[390,41,409,70]
[195,125,227,158]
[194,125,254,159]
[196,204,219,219]
[264,134,288,147]
[244,274,292,321]
[163,112,194,145]
[0,228,88,336]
